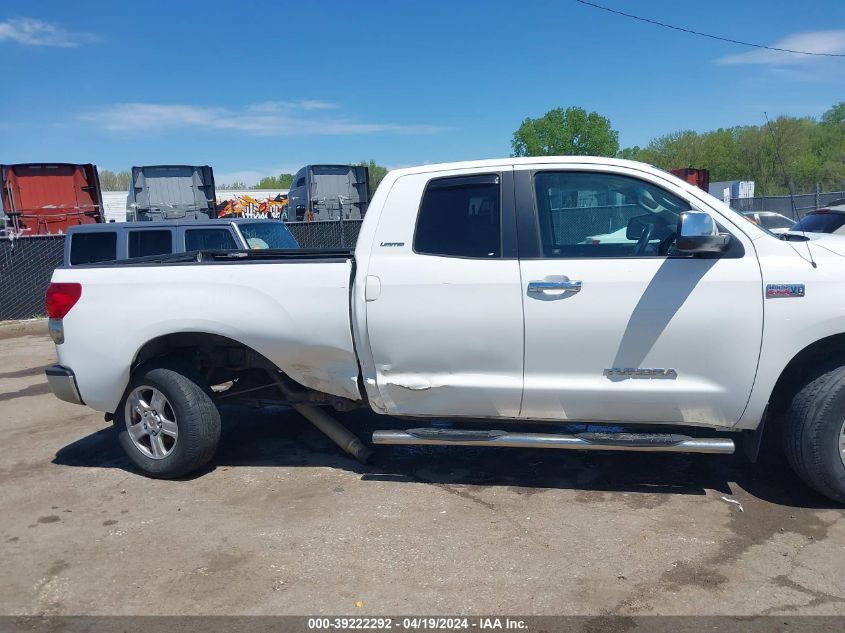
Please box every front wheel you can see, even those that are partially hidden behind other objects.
[115,361,221,478]
[785,366,845,503]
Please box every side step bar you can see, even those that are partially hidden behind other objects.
[372,428,735,455]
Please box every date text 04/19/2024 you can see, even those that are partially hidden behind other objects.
[307,617,528,630]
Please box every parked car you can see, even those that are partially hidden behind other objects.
[788,203,845,237]
[741,211,796,234]
[288,164,369,221]
[0,163,104,235]
[64,219,298,266]
[126,165,216,221]
[45,156,845,503]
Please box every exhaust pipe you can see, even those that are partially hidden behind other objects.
[293,403,374,464]
[372,428,735,455]
[266,370,373,464]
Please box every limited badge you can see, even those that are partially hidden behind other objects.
[766,284,805,298]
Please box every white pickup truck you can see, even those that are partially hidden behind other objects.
[45,157,845,503]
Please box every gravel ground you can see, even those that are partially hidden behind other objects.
[1,332,843,616]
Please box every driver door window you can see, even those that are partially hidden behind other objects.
[534,171,690,258]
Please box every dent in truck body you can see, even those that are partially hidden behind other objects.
[356,168,525,419]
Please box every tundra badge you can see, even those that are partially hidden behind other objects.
[766,284,805,298]
[603,368,678,379]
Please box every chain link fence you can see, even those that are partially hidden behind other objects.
[285,219,363,249]
[549,204,640,244]
[0,236,65,320]
[730,191,845,219]
[0,220,364,321]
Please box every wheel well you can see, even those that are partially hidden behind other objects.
[740,334,845,462]
[769,334,845,416]
[133,332,276,385]
[131,332,361,410]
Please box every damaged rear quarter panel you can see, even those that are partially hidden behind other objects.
[53,260,361,412]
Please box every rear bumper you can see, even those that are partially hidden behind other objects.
[45,365,85,405]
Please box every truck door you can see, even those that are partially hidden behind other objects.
[516,166,762,426]
[363,169,524,417]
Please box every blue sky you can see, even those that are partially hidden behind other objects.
[2,0,844,185]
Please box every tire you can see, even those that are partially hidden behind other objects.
[784,365,845,504]
[114,360,221,479]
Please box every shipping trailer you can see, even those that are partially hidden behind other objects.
[0,163,104,235]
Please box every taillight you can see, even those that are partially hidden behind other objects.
[816,208,830,214]
[45,283,82,319]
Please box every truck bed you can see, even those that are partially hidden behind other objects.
[51,250,360,411]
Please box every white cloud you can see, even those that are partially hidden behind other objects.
[80,101,444,136]
[717,30,845,65]
[0,17,95,47]
[247,100,338,113]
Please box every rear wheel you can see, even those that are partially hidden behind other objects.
[784,366,845,503]
[115,361,221,478]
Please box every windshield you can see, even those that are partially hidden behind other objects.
[237,222,299,249]
[792,213,845,234]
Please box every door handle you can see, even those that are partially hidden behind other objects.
[527,280,582,294]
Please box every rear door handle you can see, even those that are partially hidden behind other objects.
[527,280,582,294]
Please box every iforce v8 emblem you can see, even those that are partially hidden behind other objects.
[766,284,805,298]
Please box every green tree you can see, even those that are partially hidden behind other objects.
[821,102,845,126]
[616,146,643,161]
[626,104,845,195]
[511,106,619,157]
[358,160,388,197]
[98,169,130,191]
[255,173,294,189]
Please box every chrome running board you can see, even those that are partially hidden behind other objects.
[371,428,735,454]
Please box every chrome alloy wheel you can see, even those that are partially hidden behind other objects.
[124,386,178,459]
[840,419,845,469]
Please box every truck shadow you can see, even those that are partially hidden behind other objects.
[53,405,841,510]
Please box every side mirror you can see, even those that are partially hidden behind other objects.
[676,211,730,254]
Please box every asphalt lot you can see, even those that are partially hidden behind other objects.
[1,329,843,616]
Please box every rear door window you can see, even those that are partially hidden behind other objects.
[184,228,239,251]
[414,174,501,258]
[69,232,117,265]
[128,230,173,258]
